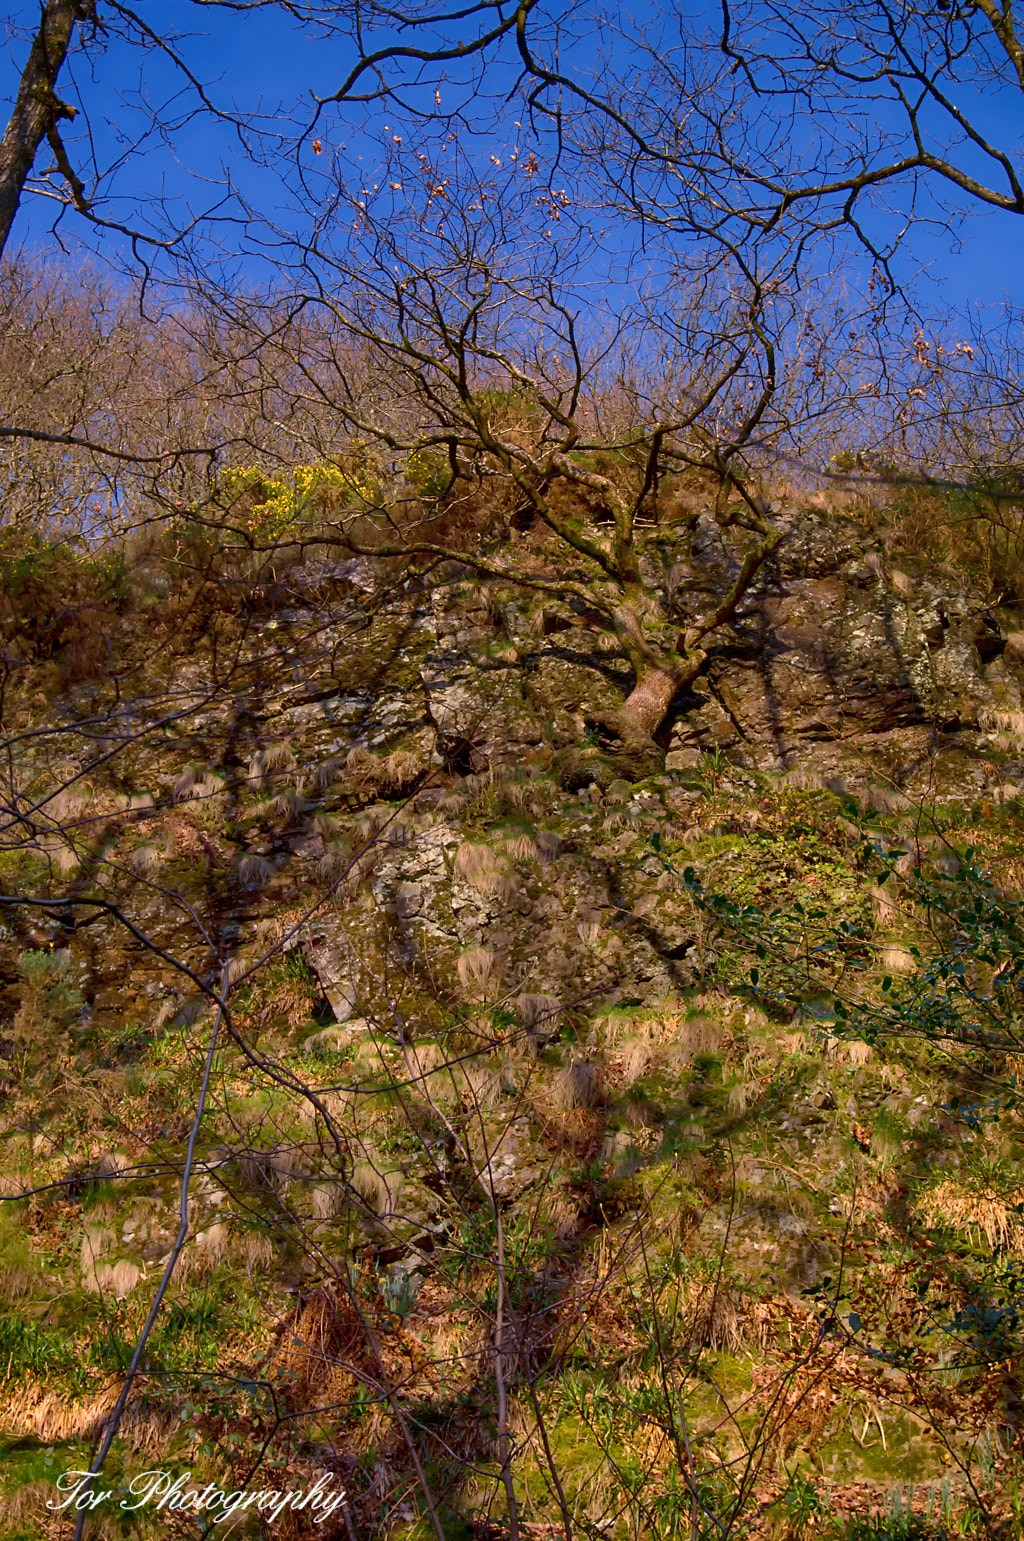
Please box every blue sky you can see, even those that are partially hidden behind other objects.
[0,1,1021,318]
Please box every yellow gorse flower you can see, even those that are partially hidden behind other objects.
[220,462,379,538]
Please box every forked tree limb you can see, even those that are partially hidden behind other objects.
[0,0,93,258]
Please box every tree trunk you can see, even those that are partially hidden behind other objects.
[0,0,86,259]
[598,656,703,780]
[618,665,687,741]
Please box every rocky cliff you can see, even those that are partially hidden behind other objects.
[1,502,1022,1538]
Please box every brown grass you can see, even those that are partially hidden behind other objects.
[919,1178,1024,1251]
[980,708,1024,740]
[127,843,163,876]
[878,943,915,974]
[619,1039,654,1086]
[312,1182,345,1219]
[242,1232,274,1269]
[868,883,898,927]
[198,1221,230,1262]
[455,840,516,900]
[351,1159,400,1217]
[236,853,274,887]
[457,945,495,991]
[552,1060,602,1111]
[2,1379,176,1452]
[502,832,538,862]
[515,992,561,1028]
[463,1061,503,1109]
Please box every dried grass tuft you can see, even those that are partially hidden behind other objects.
[317,841,352,884]
[299,1088,351,1126]
[264,791,308,822]
[727,1081,751,1117]
[313,758,342,792]
[869,883,897,927]
[175,769,224,804]
[620,1039,653,1086]
[624,1098,659,1130]
[173,767,200,801]
[454,840,516,900]
[236,854,274,888]
[50,841,80,875]
[81,1225,115,1288]
[503,832,538,862]
[0,1256,30,1300]
[193,774,226,802]
[878,943,916,974]
[3,1380,124,1445]
[919,1179,1024,1251]
[197,1222,231,1263]
[243,1232,274,1269]
[674,1281,790,1353]
[302,1027,349,1056]
[352,807,392,842]
[552,1059,601,1110]
[515,992,561,1029]
[404,1042,452,1096]
[381,748,425,789]
[225,955,251,985]
[109,1260,142,1298]
[500,781,536,812]
[128,843,163,877]
[677,1015,724,1054]
[778,768,825,791]
[980,709,1024,740]
[263,743,298,773]
[548,1193,582,1239]
[254,916,285,947]
[351,1160,400,1217]
[345,746,424,795]
[457,946,495,991]
[463,1062,502,1108]
[312,1182,345,1220]
[43,786,89,825]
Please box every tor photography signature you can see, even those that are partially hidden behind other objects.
[48,1467,349,1525]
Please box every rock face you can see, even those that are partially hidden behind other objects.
[8,500,1024,1524]
[299,791,702,1038]
[20,503,1020,1060]
[358,510,1024,788]
[238,506,1024,1037]
[694,549,1020,765]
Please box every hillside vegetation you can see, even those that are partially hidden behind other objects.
[2,485,1024,1541]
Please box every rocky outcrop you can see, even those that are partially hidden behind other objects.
[357,512,1024,791]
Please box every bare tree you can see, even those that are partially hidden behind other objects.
[320,0,1024,292]
[0,0,91,256]
[0,0,388,262]
[200,148,892,779]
